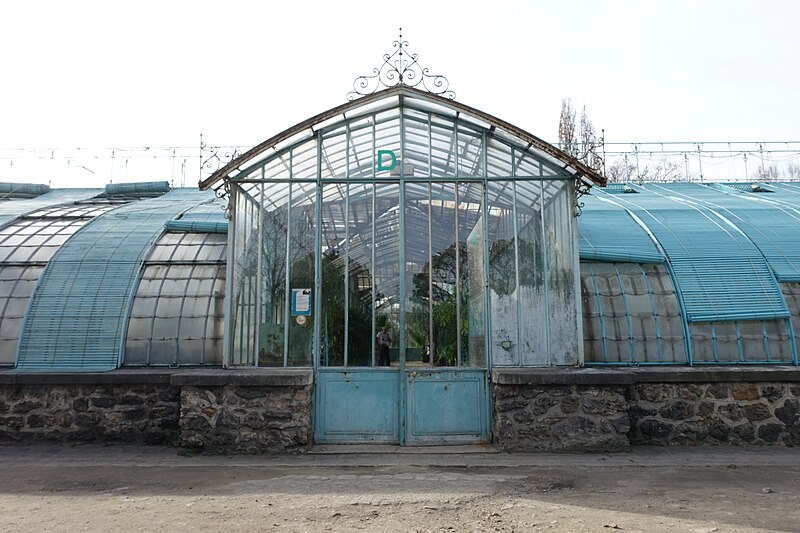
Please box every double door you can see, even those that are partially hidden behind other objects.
[312,181,490,445]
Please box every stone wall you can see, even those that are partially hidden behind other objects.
[493,367,800,451]
[494,383,630,452]
[179,383,312,453]
[0,370,314,453]
[2,368,799,453]
[629,382,800,446]
[0,383,180,444]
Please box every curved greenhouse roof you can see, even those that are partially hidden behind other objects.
[199,85,606,191]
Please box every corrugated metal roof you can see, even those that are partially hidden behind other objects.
[15,189,215,372]
[164,220,228,234]
[0,189,103,229]
[578,195,664,263]
[647,183,800,282]
[589,184,788,322]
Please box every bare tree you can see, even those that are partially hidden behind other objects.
[785,162,800,180]
[605,159,636,182]
[752,164,782,181]
[559,98,603,173]
[605,157,684,183]
[558,98,578,157]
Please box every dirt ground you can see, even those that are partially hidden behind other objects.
[1,445,799,532]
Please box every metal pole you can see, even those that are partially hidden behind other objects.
[455,182,462,366]
[428,181,434,365]
[697,144,704,183]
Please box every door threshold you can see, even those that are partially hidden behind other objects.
[309,444,497,454]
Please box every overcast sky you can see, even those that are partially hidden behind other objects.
[1,0,799,186]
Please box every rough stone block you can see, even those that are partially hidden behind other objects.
[677,384,704,400]
[26,414,56,428]
[90,396,116,409]
[705,384,730,400]
[718,404,744,422]
[732,384,760,401]
[560,396,580,414]
[743,403,772,423]
[12,400,43,414]
[659,400,695,421]
[636,384,675,403]
[758,423,784,443]
[775,399,799,426]
[0,415,24,429]
[638,419,673,439]
[760,384,786,403]
[732,423,756,443]
[708,420,731,442]
[697,401,715,419]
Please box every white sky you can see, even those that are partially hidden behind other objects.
[1,0,799,186]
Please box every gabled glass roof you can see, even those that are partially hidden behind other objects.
[200,86,604,192]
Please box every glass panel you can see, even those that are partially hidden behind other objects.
[346,183,374,366]
[321,126,347,179]
[460,182,487,367]
[456,125,483,177]
[319,183,346,366]
[258,184,288,368]
[429,182,458,367]
[291,138,319,180]
[402,108,431,178]
[404,182,431,366]
[543,180,579,365]
[347,116,375,178]
[287,183,315,366]
[515,181,547,365]
[374,183,400,366]
[231,186,259,365]
[486,137,513,177]
[487,181,517,365]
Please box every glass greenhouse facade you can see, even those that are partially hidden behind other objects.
[209,87,599,373]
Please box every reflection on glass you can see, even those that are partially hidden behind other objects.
[543,180,579,365]
[487,181,518,365]
[347,183,374,366]
[428,182,458,367]
[258,182,288,367]
[287,183,315,366]
[320,184,346,366]
[459,182,486,367]
[516,181,547,365]
[374,184,400,366]
[231,186,259,365]
[404,182,431,365]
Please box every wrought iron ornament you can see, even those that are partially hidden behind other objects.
[347,28,455,100]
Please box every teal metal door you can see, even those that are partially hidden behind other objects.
[405,369,490,445]
[314,369,400,443]
[312,179,491,445]
[313,368,489,445]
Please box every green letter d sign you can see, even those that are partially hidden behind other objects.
[377,150,397,172]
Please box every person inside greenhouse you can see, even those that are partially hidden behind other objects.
[377,325,392,366]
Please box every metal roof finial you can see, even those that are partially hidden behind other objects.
[347,30,455,100]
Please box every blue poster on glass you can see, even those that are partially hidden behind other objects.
[291,288,312,316]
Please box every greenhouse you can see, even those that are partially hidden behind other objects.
[199,84,602,443]
[1,78,800,450]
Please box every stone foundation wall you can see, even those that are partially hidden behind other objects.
[494,384,630,452]
[493,368,800,451]
[0,384,180,444]
[2,368,799,453]
[0,370,314,453]
[179,384,312,453]
[628,382,800,446]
